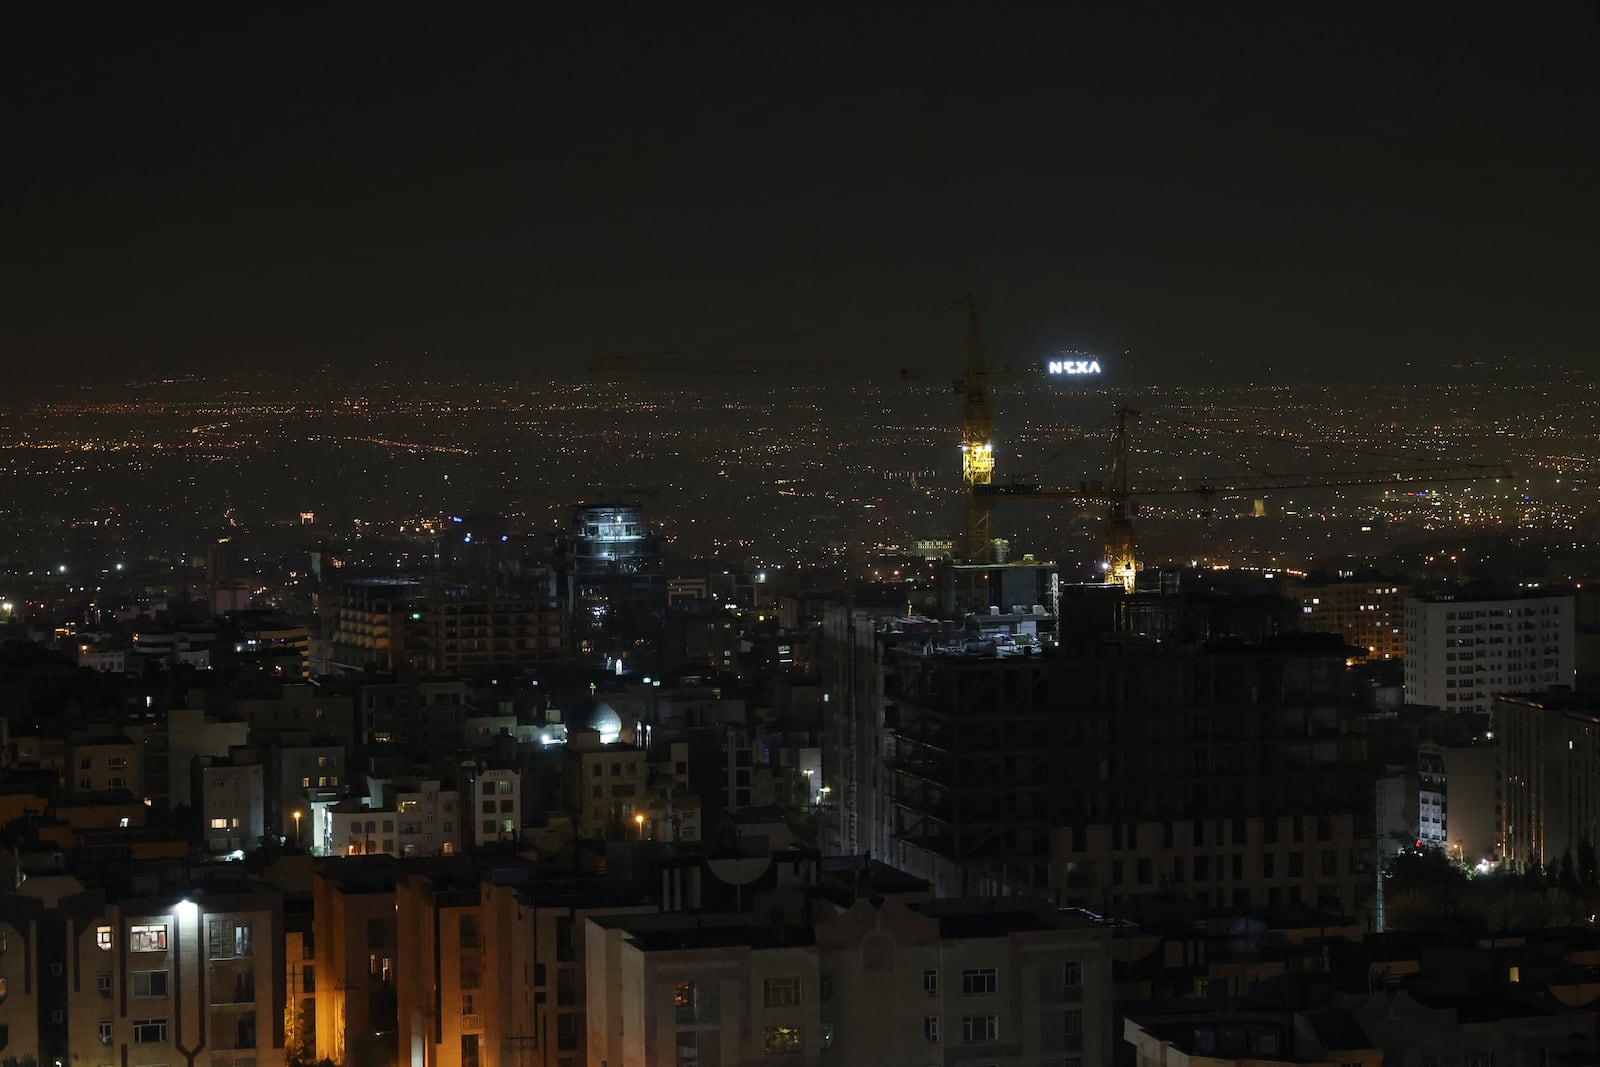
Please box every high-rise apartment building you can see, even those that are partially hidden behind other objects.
[423,581,567,673]
[1404,592,1574,714]
[325,577,425,673]
[1290,574,1408,663]
[1498,693,1600,872]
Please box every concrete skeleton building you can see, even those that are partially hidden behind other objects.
[825,610,1375,910]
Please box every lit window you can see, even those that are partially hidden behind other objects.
[208,920,252,959]
[130,924,168,952]
[96,925,113,951]
[763,1026,802,1055]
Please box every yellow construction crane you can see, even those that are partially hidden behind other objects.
[957,295,996,564]
[982,405,1514,592]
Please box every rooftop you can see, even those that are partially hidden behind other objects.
[592,912,815,952]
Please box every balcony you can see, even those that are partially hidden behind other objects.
[461,1013,482,1030]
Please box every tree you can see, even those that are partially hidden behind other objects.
[1578,841,1597,885]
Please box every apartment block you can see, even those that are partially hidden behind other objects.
[199,757,267,856]
[468,766,522,848]
[1404,593,1575,714]
[819,897,1113,1067]
[269,740,346,840]
[1290,575,1408,663]
[321,778,462,859]
[565,735,649,840]
[16,887,289,1067]
[68,733,141,794]
[395,869,541,1067]
[312,860,399,1066]
[585,895,1113,1067]
[361,676,467,749]
[423,582,567,673]
[1498,692,1600,871]
[586,913,822,1067]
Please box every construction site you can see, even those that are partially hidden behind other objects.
[819,296,1513,916]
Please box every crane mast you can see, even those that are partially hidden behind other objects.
[1104,406,1140,592]
[959,295,996,564]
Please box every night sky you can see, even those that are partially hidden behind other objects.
[4,4,1597,386]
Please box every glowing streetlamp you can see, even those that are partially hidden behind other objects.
[293,810,303,849]
[634,812,645,839]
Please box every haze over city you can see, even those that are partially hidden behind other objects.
[5,4,1598,385]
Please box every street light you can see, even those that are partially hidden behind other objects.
[634,812,645,839]
[293,810,303,849]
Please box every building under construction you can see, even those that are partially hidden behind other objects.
[821,610,1375,915]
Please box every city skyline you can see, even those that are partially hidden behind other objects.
[3,10,1600,1067]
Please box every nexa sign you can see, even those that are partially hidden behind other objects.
[1047,358,1102,376]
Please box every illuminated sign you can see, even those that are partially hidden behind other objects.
[1048,358,1102,376]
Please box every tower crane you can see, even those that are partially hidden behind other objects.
[980,405,1514,592]
[952,295,1073,563]
[957,295,996,564]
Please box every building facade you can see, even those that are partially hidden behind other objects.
[585,895,1113,1067]
[69,734,141,794]
[1404,593,1575,714]
[200,758,267,855]
[0,886,289,1067]
[1290,576,1408,663]
[843,624,1373,902]
[1498,693,1600,872]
